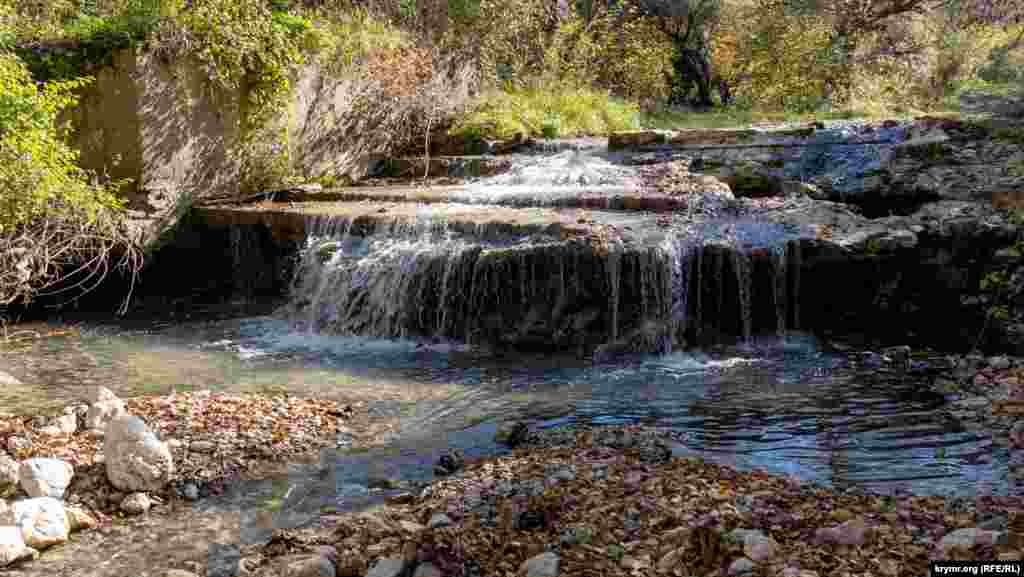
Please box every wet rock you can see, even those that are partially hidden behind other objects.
[364,557,406,577]
[19,458,74,499]
[0,455,17,498]
[522,552,559,577]
[285,554,336,577]
[433,450,464,477]
[427,513,452,529]
[0,525,38,567]
[495,421,530,447]
[412,563,443,577]
[121,492,152,515]
[13,497,70,549]
[728,557,755,575]
[104,415,174,492]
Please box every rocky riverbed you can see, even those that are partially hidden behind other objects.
[0,348,1021,577]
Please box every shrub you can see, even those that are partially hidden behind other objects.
[453,84,640,139]
[0,51,139,306]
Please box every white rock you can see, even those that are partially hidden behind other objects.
[0,525,38,567]
[160,571,200,577]
[728,557,756,575]
[13,497,70,549]
[937,527,1004,555]
[88,386,120,404]
[0,371,21,386]
[121,492,152,515]
[63,506,97,532]
[18,458,74,499]
[0,455,17,498]
[427,512,452,529]
[522,552,560,577]
[365,557,406,577]
[85,399,127,431]
[104,415,174,492]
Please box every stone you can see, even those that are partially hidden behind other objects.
[990,356,1012,370]
[121,492,152,515]
[0,500,10,524]
[0,455,17,498]
[0,371,21,386]
[104,415,174,492]
[86,398,128,431]
[38,414,78,436]
[285,554,336,577]
[63,506,98,532]
[88,386,120,404]
[0,525,38,567]
[18,458,74,499]
[13,497,70,549]
[495,421,530,447]
[161,571,200,577]
[728,557,755,575]
[427,512,452,529]
[398,520,426,534]
[1010,421,1024,448]
[815,518,871,547]
[728,529,778,563]
[433,450,464,477]
[522,552,560,577]
[364,557,406,577]
[181,482,200,501]
[189,440,216,454]
[937,527,1004,556]
[5,436,29,456]
[412,563,443,577]
[656,546,686,573]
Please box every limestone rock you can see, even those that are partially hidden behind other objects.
[0,525,38,567]
[85,399,128,431]
[189,440,216,454]
[522,552,560,577]
[937,527,1005,556]
[121,492,152,515]
[161,571,201,577]
[88,386,120,404]
[13,497,70,549]
[104,415,174,492]
[0,371,21,386]
[38,413,78,436]
[364,557,406,577]
[19,458,74,499]
[0,455,18,498]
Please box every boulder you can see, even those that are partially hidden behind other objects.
[0,371,21,386]
[12,497,70,549]
[104,415,174,492]
[121,492,152,515]
[937,527,1005,556]
[522,552,560,577]
[0,455,17,498]
[85,398,128,431]
[0,525,38,567]
[18,458,74,499]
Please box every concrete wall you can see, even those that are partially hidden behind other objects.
[64,48,359,245]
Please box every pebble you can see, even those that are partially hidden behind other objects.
[427,513,452,529]
[522,552,559,577]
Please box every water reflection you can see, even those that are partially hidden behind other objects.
[0,314,1012,496]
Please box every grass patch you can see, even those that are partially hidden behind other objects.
[453,84,641,139]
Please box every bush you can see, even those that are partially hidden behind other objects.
[454,84,640,139]
[0,51,139,306]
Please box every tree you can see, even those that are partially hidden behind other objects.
[633,0,723,107]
